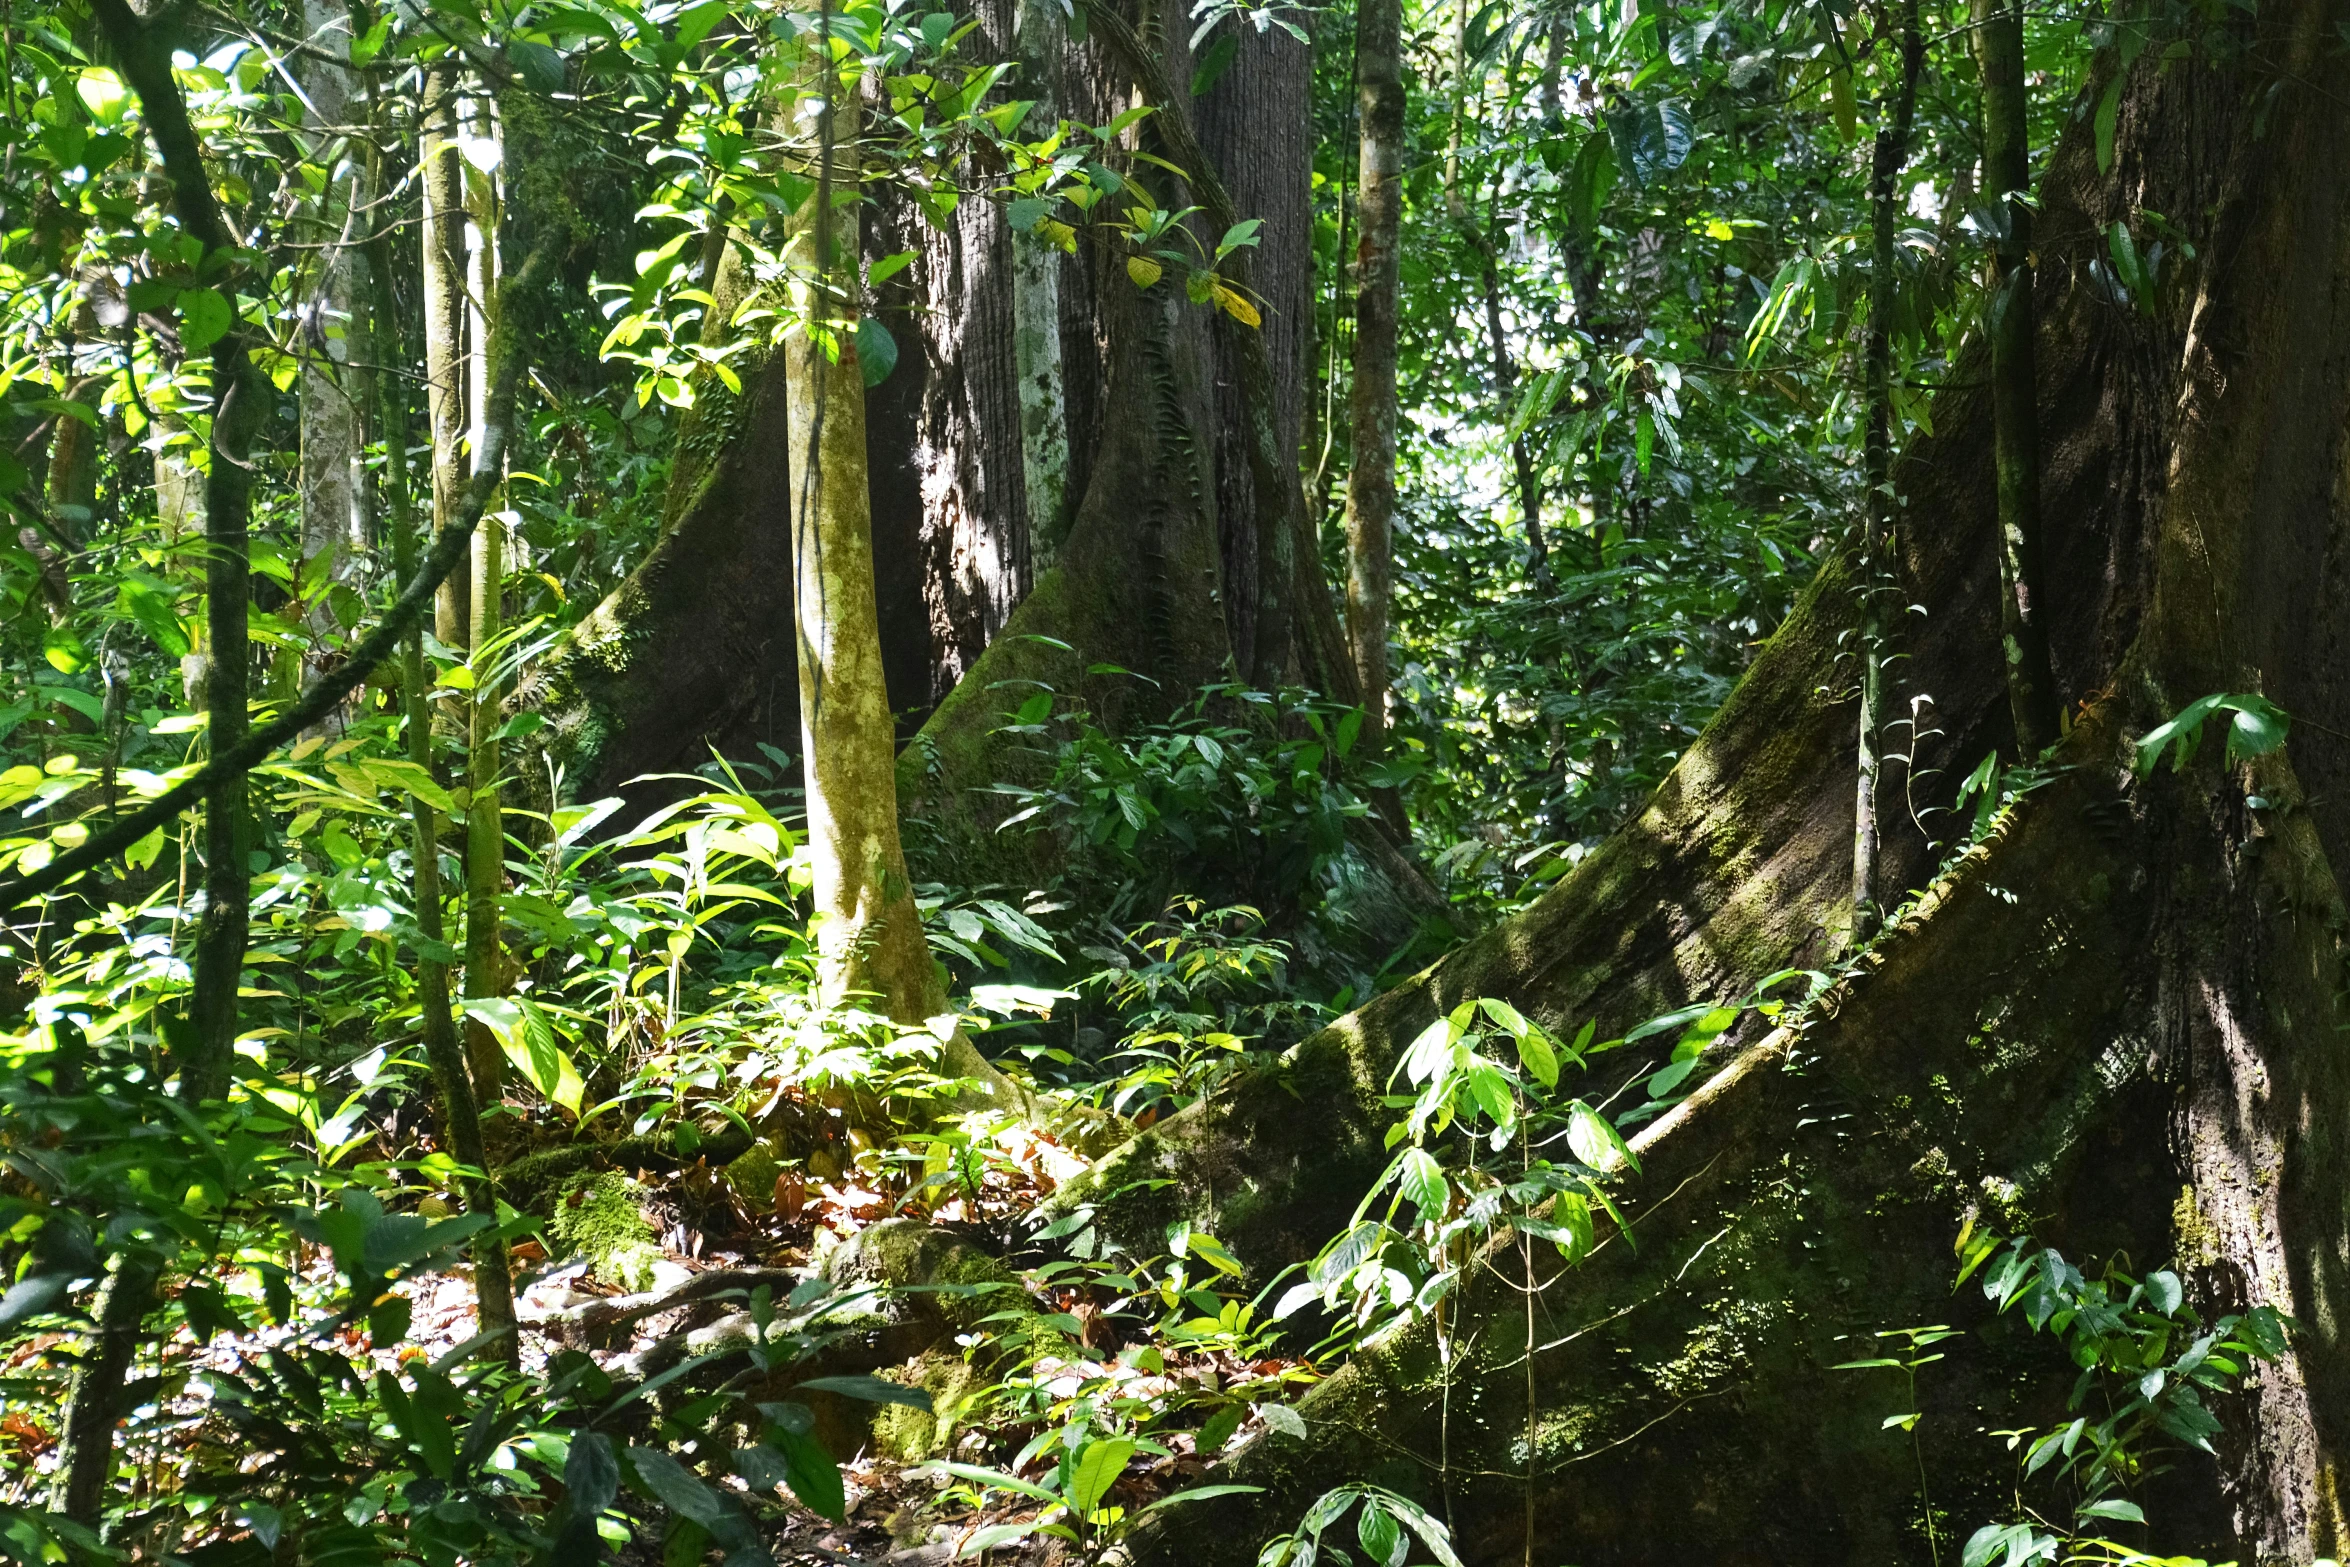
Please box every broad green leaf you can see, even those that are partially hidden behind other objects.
[1068,1437,1134,1516]
[178,288,234,353]
[1566,1101,1637,1174]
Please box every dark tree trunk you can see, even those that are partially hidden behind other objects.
[1072,12,2350,1560]
[530,0,1337,807]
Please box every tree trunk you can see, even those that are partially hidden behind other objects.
[462,109,507,1098]
[1973,0,2060,756]
[776,34,993,1095]
[56,0,271,1514]
[421,65,471,653]
[1852,4,1923,942]
[1344,0,1402,750]
[1096,14,2350,1558]
[1011,0,1074,577]
[295,0,367,643]
[376,241,519,1362]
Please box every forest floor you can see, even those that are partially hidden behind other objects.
[40,1118,1315,1565]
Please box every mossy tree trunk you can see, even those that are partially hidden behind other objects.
[1973,0,2061,757]
[1086,14,2350,1560]
[779,50,936,1027]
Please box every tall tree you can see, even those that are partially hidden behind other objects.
[421,64,471,653]
[461,96,507,1099]
[1851,0,1925,942]
[1010,0,1073,573]
[55,0,273,1514]
[1081,6,2350,1555]
[294,0,366,647]
[1344,0,1404,752]
[374,227,518,1362]
[780,16,959,1036]
[1971,0,2060,755]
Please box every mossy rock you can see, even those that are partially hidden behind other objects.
[870,1349,987,1462]
[551,1172,665,1293]
[722,1140,785,1213]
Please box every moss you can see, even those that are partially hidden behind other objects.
[723,1140,785,1213]
[2172,1183,2223,1269]
[870,1349,986,1461]
[550,1172,664,1292]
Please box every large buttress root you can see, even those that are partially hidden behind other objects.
[1102,12,2350,1560]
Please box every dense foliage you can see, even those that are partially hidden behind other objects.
[0,0,2291,1561]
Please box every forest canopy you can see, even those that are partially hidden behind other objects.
[3,0,2348,1560]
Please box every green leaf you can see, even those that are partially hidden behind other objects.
[1068,1437,1134,1517]
[1566,1101,1637,1173]
[955,1524,1039,1557]
[629,1445,728,1526]
[41,626,87,674]
[1190,32,1237,96]
[795,1374,932,1410]
[1357,1499,1405,1567]
[770,1425,845,1521]
[509,39,568,92]
[119,580,190,658]
[1196,1402,1246,1455]
[567,1431,621,1515]
[2094,76,2122,175]
[178,287,234,353]
[912,1462,1064,1507]
[856,317,899,388]
[1257,1401,1307,1439]
[2076,1497,2146,1524]
[1138,1483,1264,1516]
[2225,695,2290,763]
[1399,1148,1448,1219]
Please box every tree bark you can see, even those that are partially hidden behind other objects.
[295,0,367,642]
[1344,0,1403,750]
[534,0,1346,809]
[1099,13,2350,1559]
[775,27,999,1102]
[1010,0,1074,576]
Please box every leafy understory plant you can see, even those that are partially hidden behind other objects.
[1833,1323,1963,1565]
[1947,1230,2293,1567]
[1280,997,1634,1346]
[2132,692,2289,778]
[913,1444,1260,1560]
[1254,1483,1463,1567]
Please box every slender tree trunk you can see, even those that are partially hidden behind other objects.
[1472,228,1544,580]
[461,108,507,1098]
[421,64,471,652]
[1011,0,1072,574]
[1851,0,1923,944]
[375,226,519,1361]
[55,0,271,1517]
[1344,0,1404,746]
[782,26,952,1032]
[1443,0,1467,218]
[1972,0,2060,755]
[295,0,366,640]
